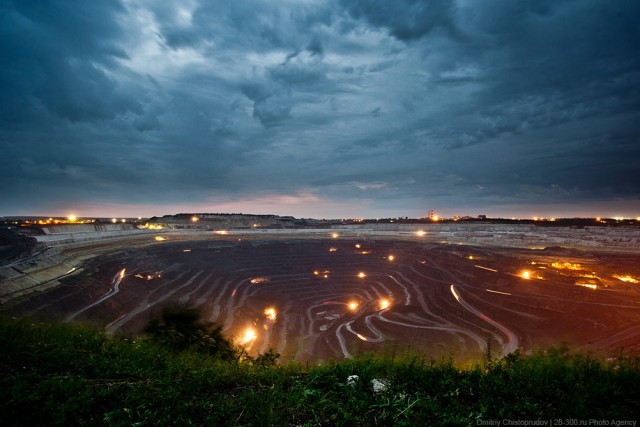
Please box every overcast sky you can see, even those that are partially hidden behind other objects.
[1,0,639,219]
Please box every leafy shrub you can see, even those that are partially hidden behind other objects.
[145,305,237,361]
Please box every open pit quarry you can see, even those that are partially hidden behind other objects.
[2,220,640,363]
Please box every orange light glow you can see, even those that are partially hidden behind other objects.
[576,283,597,290]
[313,270,319,276]
[332,233,339,238]
[264,307,277,321]
[112,218,117,223]
[154,236,166,241]
[432,215,440,221]
[551,262,583,271]
[416,230,426,237]
[142,223,163,230]
[378,298,391,310]
[357,272,366,279]
[250,277,267,284]
[520,270,531,280]
[214,230,228,235]
[329,247,337,252]
[388,255,395,261]
[191,216,199,222]
[613,275,639,284]
[68,214,77,222]
[238,328,257,345]
[347,301,359,311]
[355,244,361,249]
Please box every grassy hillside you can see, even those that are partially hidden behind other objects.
[1,320,639,426]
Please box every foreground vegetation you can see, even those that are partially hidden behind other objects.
[2,319,639,426]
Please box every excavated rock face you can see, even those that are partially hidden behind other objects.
[0,228,39,264]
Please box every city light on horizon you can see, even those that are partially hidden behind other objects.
[3,207,640,224]
[2,200,639,224]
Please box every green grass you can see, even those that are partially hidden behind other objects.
[1,320,639,426]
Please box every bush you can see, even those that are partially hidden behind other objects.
[145,305,237,361]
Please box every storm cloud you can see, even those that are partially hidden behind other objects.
[1,0,639,218]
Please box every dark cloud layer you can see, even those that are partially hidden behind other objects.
[1,0,639,218]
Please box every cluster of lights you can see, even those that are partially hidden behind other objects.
[134,271,162,281]
[613,275,639,284]
[19,216,95,225]
[551,262,584,271]
[378,298,391,310]
[313,270,330,278]
[519,269,543,280]
[264,307,277,321]
[142,223,164,230]
[237,327,257,345]
[595,217,640,222]
[346,298,392,311]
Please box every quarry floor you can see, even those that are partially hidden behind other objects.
[2,231,640,363]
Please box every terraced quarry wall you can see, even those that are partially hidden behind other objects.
[2,225,639,363]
